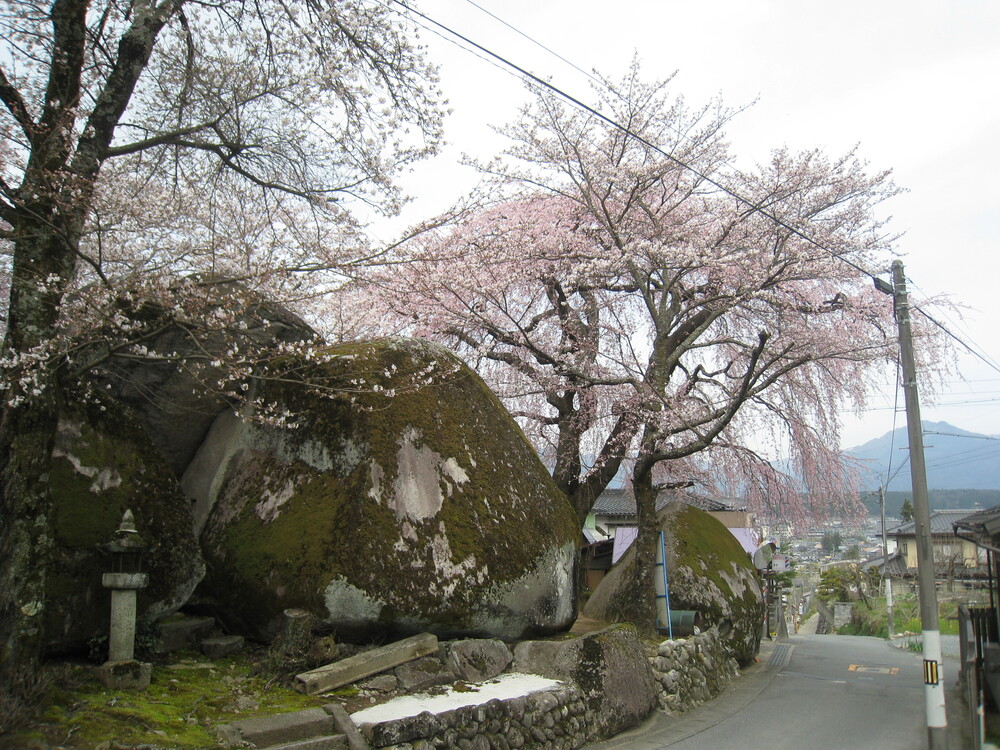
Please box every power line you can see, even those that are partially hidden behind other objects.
[924,448,1000,473]
[883,359,901,494]
[394,0,1000,412]
[389,0,881,282]
[907,277,1000,374]
[923,430,1000,442]
[456,0,610,94]
[912,304,1000,377]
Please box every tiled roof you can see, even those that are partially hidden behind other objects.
[592,488,732,517]
[952,504,1000,532]
[864,550,908,577]
[887,509,979,536]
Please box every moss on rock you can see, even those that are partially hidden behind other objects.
[666,503,763,665]
[44,394,204,654]
[194,338,579,642]
[511,624,657,741]
[584,502,763,666]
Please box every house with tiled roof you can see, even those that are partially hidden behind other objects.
[886,509,982,570]
[589,488,750,531]
[882,508,988,593]
[580,488,759,589]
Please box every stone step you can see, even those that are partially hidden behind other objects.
[156,615,216,653]
[201,634,245,658]
[218,707,336,748]
[263,733,348,750]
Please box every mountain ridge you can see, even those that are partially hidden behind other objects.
[847,420,1000,491]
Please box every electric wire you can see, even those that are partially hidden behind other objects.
[923,430,1000,442]
[908,277,1000,373]
[924,448,1000,473]
[862,397,1000,411]
[398,0,1000,381]
[393,0,1000,457]
[456,0,611,95]
[913,304,1000,377]
[883,360,902,496]
[389,0,880,282]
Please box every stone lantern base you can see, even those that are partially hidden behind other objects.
[95,659,152,690]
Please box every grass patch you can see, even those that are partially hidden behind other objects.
[839,595,969,639]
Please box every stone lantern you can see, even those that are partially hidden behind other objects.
[96,509,152,689]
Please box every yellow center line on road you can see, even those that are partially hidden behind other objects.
[848,665,900,675]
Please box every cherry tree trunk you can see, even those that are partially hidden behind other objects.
[601,464,659,635]
[0,399,59,686]
[0,226,75,687]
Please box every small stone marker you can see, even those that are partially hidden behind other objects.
[295,633,438,695]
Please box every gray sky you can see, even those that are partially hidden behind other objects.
[380,0,1000,448]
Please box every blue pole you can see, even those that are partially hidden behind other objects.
[659,531,673,639]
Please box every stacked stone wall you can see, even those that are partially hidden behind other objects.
[647,627,740,713]
[360,626,743,749]
[368,685,589,750]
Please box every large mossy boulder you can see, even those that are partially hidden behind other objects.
[584,502,763,665]
[94,292,315,477]
[45,396,205,654]
[190,338,579,642]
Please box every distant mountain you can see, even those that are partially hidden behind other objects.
[860,489,1000,518]
[847,421,1000,491]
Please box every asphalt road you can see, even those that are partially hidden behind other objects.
[590,633,962,750]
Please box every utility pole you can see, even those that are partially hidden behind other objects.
[890,260,948,749]
[879,486,895,639]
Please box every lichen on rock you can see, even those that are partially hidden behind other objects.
[584,502,764,666]
[44,395,205,654]
[192,338,579,642]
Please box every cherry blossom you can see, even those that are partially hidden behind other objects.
[369,63,950,533]
[0,0,443,689]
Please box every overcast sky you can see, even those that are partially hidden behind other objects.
[378,0,1000,449]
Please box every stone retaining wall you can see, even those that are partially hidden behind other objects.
[358,627,744,749]
[366,684,590,750]
[647,627,741,713]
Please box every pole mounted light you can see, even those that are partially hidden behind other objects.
[874,276,894,295]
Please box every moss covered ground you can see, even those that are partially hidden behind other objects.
[5,649,327,750]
